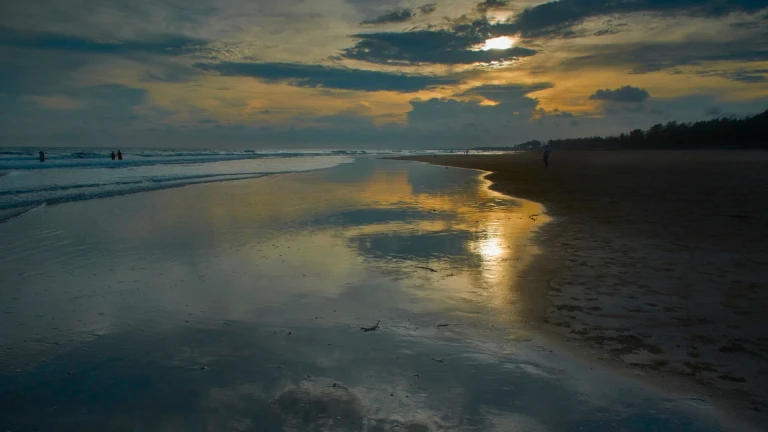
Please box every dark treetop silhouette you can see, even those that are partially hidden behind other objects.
[475,109,768,151]
[547,109,768,150]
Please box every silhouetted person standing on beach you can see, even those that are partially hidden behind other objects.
[39,151,45,162]
[543,145,551,168]
[117,150,123,160]
[111,151,116,161]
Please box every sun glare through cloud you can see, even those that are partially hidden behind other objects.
[480,36,515,51]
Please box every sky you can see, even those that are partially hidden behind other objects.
[1,0,767,149]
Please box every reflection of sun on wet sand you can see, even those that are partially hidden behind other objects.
[395,151,768,414]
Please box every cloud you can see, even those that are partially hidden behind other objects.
[459,83,554,102]
[0,50,90,96]
[558,36,768,73]
[23,95,81,110]
[695,68,768,83]
[589,85,650,103]
[418,4,437,14]
[139,61,201,83]
[400,94,628,145]
[195,62,459,92]
[645,94,768,121]
[407,95,541,132]
[510,0,768,37]
[704,106,722,116]
[0,25,204,55]
[2,0,766,149]
[593,28,622,37]
[65,84,148,107]
[476,0,509,11]
[341,30,536,65]
[1,83,158,137]
[361,8,414,25]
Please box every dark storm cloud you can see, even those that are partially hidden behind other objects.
[361,8,414,25]
[0,26,204,55]
[341,30,536,65]
[510,0,768,37]
[195,62,460,92]
[589,86,650,103]
[459,83,554,102]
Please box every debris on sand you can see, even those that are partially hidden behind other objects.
[435,323,459,327]
[361,320,381,332]
[529,214,539,221]
[430,357,445,363]
[415,266,437,273]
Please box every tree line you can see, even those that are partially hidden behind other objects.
[474,109,768,151]
[545,109,768,150]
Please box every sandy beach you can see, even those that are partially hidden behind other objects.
[397,151,768,415]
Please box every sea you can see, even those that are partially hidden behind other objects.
[0,147,443,222]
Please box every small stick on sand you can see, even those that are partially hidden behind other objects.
[361,320,380,332]
[415,266,437,272]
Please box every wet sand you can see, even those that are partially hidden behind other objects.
[396,151,768,416]
[0,158,746,430]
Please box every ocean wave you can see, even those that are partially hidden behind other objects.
[0,172,274,197]
[0,154,356,215]
[0,147,442,169]
[0,152,280,170]
[0,148,450,221]
[0,173,271,211]
[71,151,106,159]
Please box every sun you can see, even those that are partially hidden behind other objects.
[480,36,515,51]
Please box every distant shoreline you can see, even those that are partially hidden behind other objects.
[393,150,768,424]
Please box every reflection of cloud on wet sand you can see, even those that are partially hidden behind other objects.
[271,380,440,431]
[273,381,367,430]
[479,407,550,432]
[134,160,549,325]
